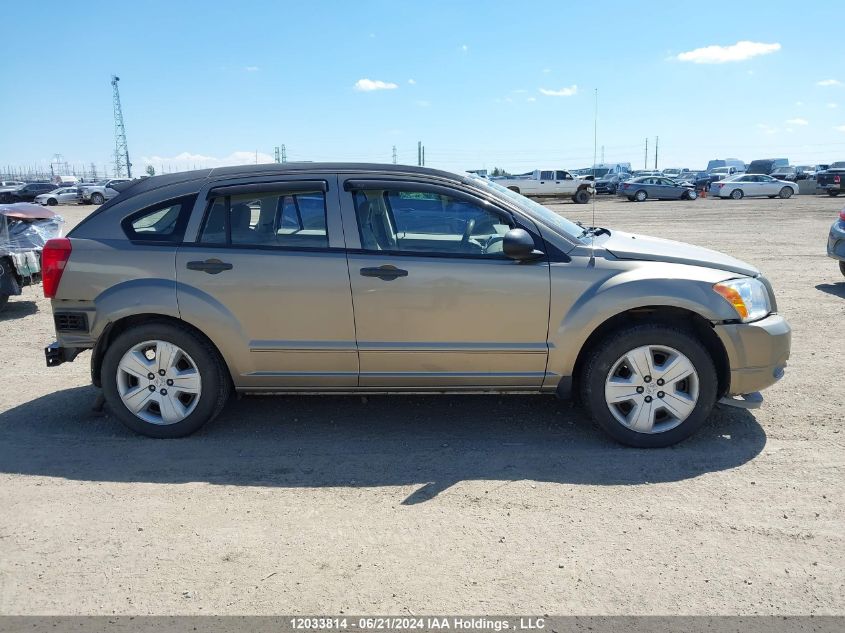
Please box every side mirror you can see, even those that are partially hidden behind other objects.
[503,228,543,261]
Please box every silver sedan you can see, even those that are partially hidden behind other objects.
[34,187,81,206]
[710,174,798,199]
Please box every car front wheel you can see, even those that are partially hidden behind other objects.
[580,324,717,447]
[779,187,793,199]
[91,192,105,205]
[573,188,590,204]
[101,321,231,438]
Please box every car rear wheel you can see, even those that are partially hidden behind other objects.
[91,192,105,205]
[730,189,744,200]
[779,187,793,199]
[827,190,839,197]
[580,324,717,447]
[634,190,647,202]
[101,322,231,438]
[47,198,57,206]
[573,188,590,204]
[840,261,845,278]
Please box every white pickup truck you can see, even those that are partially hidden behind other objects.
[491,169,595,203]
[77,178,131,205]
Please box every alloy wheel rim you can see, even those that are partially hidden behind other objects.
[116,340,202,425]
[604,344,699,434]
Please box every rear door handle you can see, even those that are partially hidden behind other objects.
[187,259,233,274]
[360,265,408,280]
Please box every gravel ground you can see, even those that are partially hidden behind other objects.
[0,194,843,615]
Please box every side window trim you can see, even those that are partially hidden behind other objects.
[120,195,197,244]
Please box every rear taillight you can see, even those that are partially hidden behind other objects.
[42,238,72,298]
[839,208,845,222]
[834,175,841,183]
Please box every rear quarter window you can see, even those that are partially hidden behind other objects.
[120,195,197,243]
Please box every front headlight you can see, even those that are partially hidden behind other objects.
[713,277,772,322]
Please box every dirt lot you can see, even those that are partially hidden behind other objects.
[0,194,843,615]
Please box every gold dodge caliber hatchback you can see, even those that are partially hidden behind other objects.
[42,164,790,447]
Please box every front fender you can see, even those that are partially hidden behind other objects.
[543,257,739,387]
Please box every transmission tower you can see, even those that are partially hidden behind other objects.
[281,144,287,163]
[111,75,132,178]
[392,145,397,164]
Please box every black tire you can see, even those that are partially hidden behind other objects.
[90,192,105,205]
[840,261,845,278]
[47,198,57,206]
[730,188,744,200]
[681,189,698,201]
[573,188,590,204]
[507,186,520,194]
[828,190,840,197]
[579,323,718,448]
[634,190,647,202]
[0,294,8,312]
[768,195,777,199]
[779,187,793,199]
[101,321,231,438]
[627,196,635,202]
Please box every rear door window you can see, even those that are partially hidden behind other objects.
[201,188,328,249]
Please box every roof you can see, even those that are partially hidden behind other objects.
[112,162,465,199]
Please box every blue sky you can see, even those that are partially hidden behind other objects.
[2,0,844,175]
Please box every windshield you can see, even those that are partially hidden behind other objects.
[711,167,730,174]
[590,168,611,178]
[467,174,587,242]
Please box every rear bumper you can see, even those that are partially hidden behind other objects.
[713,314,791,396]
[44,342,81,367]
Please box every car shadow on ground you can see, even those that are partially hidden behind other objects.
[0,386,767,504]
[815,282,845,298]
[0,300,37,320]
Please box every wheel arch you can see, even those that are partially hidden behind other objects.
[91,313,231,388]
[562,305,730,402]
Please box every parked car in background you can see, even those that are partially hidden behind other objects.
[708,166,742,181]
[594,172,632,194]
[77,178,131,205]
[0,181,25,188]
[678,172,715,191]
[770,166,798,182]
[794,165,825,180]
[816,162,845,196]
[706,158,746,173]
[35,187,81,206]
[492,169,595,203]
[827,207,845,277]
[631,170,662,178]
[42,163,790,447]
[0,182,58,203]
[661,168,690,179]
[747,158,789,175]
[617,176,698,201]
[710,174,798,199]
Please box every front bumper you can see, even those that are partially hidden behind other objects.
[713,314,791,396]
[827,221,845,262]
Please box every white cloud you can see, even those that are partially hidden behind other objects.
[785,117,809,126]
[526,97,536,102]
[407,78,416,85]
[539,85,578,97]
[353,78,398,92]
[828,102,839,108]
[244,66,259,72]
[140,151,276,171]
[676,40,780,64]
[835,125,845,132]
[818,79,842,86]
[461,44,469,52]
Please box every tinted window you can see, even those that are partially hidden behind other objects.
[555,171,569,180]
[539,171,554,180]
[352,188,514,257]
[122,196,196,243]
[201,189,328,249]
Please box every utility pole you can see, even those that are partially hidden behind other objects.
[392,145,397,164]
[110,75,132,178]
[417,141,422,166]
[422,145,425,166]
[644,138,648,170]
[654,136,659,170]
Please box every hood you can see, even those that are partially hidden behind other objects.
[602,230,759,276]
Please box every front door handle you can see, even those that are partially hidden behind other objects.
[187,259,233,274]
[360,265,408,281]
